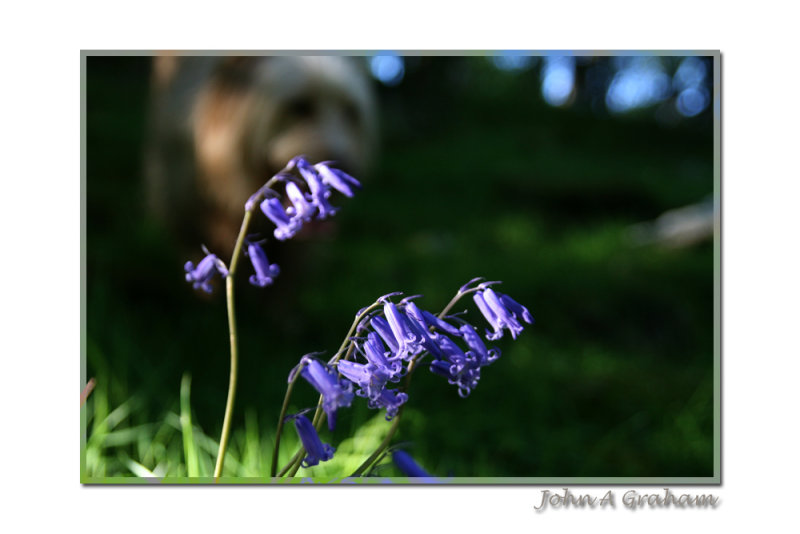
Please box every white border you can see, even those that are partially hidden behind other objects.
[4,1,799,531]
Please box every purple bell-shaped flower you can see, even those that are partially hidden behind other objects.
[299,358,354,431]
[184,250,228,294]
[290,413,335,468]
[245,240,280,287]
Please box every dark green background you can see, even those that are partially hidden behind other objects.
[86,55,714,478]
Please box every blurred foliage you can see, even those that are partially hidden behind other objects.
[85,55,714,478]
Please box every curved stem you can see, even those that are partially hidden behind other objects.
[438,287,480,319]
[287,451,305,477]
[213,210,253,481]
[270,373,300,477]
[328,302,382,365]
[350,413,402,477]
[277,449,304,477]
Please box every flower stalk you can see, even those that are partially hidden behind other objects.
[212,210,253,480]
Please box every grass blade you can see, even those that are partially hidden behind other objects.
[180,373,200,478]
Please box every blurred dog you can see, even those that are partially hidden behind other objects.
[145,55,378,255]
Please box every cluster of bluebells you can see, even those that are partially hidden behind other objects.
[184,156,360,293]
[287,279,534,469]
[248,156,361,240]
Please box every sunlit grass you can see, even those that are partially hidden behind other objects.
[85,373,302,479]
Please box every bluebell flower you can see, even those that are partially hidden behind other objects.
[246,156,360,245]
[459,324,500,366]
[361,331,404,378]
[429,334,482,398]
[404,306,444,359]
[314,161,362,198]
[295,157,338,219]
[337,359,391,401]
[184,251,228,293]
[384,301,423,359]
[368,388,408,420]
[478,287,533,340]
[370,315,400,355]
[497,292,535,325]
[406,302,459,336]
[392,450,433,478]
[284,181,315,223]
[429,359,455,379]
[291,414,335,468]
[472,290,503,340]
[300,358,354,430]
[244,240,280,287]
[260,197,300,240]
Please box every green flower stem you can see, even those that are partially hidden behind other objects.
[212,210,253,480]
[286,450,305,477]
[438,286,481,319]
[212,176,283,481]
[329,302,383,365]
[277,449,304,477]
[350,412,402,477]
[269,372,300,477]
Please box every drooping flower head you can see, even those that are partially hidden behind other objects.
[244,239,280,287]
[473,286,533,340]
[299,357,354,431]
[251,156,360,245]
[261,197,303,241]
[290,413,335,468]
[184,249,228,293]
[314,161,362,198]
[497,291,535,325]
[459,324,500,366]
[384,301,423,360]
[294,156,338,219]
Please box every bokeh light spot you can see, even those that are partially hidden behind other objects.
[676,87,709,117]
[492,53,535,71]
[673,56,707,92]
[540,56,576,107]
[605,57,671,114]
[370,54,405,86]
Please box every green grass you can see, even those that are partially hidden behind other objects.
[84,372,406,479]
[84,373,294,479]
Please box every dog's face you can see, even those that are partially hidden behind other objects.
[248,56,377,174]
[192,56,378,219]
